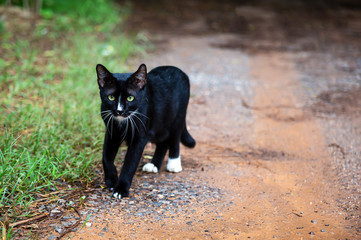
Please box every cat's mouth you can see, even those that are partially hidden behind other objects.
[113,111,135,122]
[115,111,131,121]
[115,115,126,121]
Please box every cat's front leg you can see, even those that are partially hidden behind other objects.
[102,133,121,190]
[113,139,147,199]
[142,142,168,173]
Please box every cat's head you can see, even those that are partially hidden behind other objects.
[96,64,147,121]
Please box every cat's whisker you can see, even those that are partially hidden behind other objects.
[131,112,147,131]
[115,117,122,126]
[100,110,112,114]
[106,114,113,136]
[97,110,111,117]
[118,117,127,143]
[131,118,135,144]
[129,116,135,144]
[124,118,129,142]
[102,113,112,121]
[101,111,113,120]
[110,116,114,139]
[111,115,114,139]
[120,119,127,143]
[130,115,141,135]
[105,115,111,130]
[100,110,112,117]
[101,111,109,116]
[132,110,149,119]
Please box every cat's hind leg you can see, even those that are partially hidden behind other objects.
[142,142,168,173]
[167,156,182,173]
[167,139,182,173]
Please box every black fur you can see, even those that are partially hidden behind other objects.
[96,64,195,198]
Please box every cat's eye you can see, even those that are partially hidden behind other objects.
[127,96,135,102]
[108,95,115,101]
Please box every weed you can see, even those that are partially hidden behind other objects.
[81,213,92,229]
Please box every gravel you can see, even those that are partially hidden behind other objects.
[41,170,227,238]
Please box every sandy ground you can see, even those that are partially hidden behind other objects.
[38,0,361,239]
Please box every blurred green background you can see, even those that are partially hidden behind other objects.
[0,0,148,232]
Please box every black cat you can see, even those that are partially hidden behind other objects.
[96,64,196,199]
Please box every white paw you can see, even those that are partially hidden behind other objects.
[142,163,158,173]
[167,156,182,173]
[112,192,122,199]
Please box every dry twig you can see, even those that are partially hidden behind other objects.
[56,207,82,240]
[9,213,49,228]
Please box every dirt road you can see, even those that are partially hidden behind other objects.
[57,1,361,239]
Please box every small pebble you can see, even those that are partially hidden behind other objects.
[57,199,66,204]
[62,214,73,219]
[38,205,46,211]
[54,225,63,233]
[309,232,315,235]
[50,209,61,217]
[64,220,77,227]
[320,229,326,232]
[85,222,92,227]
[311,220,317,224]
[48,235,57,240]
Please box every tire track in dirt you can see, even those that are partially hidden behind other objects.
[246,52,352,238]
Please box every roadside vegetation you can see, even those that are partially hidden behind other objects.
[0,0,147,237]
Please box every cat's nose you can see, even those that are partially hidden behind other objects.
[117,103,124,115]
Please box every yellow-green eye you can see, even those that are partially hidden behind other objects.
[108,95,115,101]
[127,96,134,102]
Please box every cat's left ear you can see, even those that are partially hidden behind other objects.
[129,64,147,90]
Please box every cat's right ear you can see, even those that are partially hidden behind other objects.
[96,64,112,88]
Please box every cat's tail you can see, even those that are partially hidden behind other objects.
[181,126,196,148]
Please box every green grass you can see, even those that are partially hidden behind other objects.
[0,0,148,225]
[41,0,130,32]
